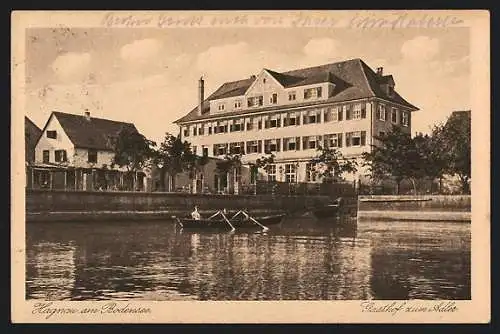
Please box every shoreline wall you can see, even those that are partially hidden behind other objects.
[358,195,471,222]
[26,189,335,222]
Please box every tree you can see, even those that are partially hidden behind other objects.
[309,146,358,183]
[215,154,242,194]
[248,154,275,195]
[441,111,471,194]
[153,133,195,192]
[362,126,421,194]
[413,126,450,193]
[110,126,156,190]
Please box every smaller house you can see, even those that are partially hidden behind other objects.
[29,111,150,191]
[25,116,42,163]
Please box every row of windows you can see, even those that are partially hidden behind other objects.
[259,161,347,183]
[192,131,367,157]
[217,86,323,112]
[42,149,97,163]
[184,103,376,137]
[377,104,409,126]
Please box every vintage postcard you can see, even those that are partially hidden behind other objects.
[12,10,490,323]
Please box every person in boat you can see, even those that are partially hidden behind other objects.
[191,206,201,220]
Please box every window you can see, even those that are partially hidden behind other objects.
[184,127,189,137]
[55,150,67,162]
[326,134,340,148]
[346,131,366,147]
[304,87,322,99]
[270,93,278,104]
[285,163,297,183]
[379,131,386,137]
[306,163,317,182]
[42,150,49,163]
[193,127,197,136]
[214,144,227,156]
[208,126,212,135]
[353,103,362,120]
[218,103,225,111]
[234,100,242,109]
[192,146,197,155]
[288,92,296,101]
[258,120,262,129]
[216,124,227,133]
[284,113,300,126]
[246,140,261,154]
[283,137,300,151]
[302,136,318,150]
[270,118,280,128]
[324,107,340,122]
[46,130,57,139]
[391,108,398,123]
[378,104,386,121]
[267,164,276,182]
[231,122,243,132]
[88,149,97,163]
[247,96,263,107]
[264,139,280,153]
[199,126,204,136]
[202,146,208,157]
[246,122,253,131]
[402,111,409,126]
[229,142,244,154]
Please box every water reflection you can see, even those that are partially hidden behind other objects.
[26,218,470,300]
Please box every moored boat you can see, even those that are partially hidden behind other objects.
[312,198,343,219]
[175,212,285,230]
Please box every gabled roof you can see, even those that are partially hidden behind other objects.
[40,111,139,151]
[175,58,419,124]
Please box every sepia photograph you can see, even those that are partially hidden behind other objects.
[12,10,489,323]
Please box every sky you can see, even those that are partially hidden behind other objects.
[25,26,470,144]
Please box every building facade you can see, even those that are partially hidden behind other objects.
[175,58,419,184]
[29,111,150,191]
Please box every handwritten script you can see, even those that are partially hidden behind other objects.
[32,302,151,319]
[360,301,458,315]
[100,12,465,29]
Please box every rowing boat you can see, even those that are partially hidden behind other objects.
[312,198,343,219]
[176,213,285,229]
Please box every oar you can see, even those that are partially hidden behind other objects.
[220,211,236,231]
[243,211,269,232]
[207,210,221,220]
[231,210,244,220]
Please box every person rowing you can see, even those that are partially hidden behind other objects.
[191,206,201,220]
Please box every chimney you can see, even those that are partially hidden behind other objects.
[84,111,91,121]
[376,67,384,76]
[250,75,256,80]
[198,76,204,115]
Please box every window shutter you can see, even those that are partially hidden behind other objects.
[323,136,329,149]
[258,121,262,129]
[317,110,322,123]
[296,116,301,125]
[296,137,300,150]
[258,140,262,153]
[338,133,343,147]
[303,114,307,124]
[284,117,289,126]
[265,119,270,129]
[224,125,228,133]
[229,124,234,132]
[361,105,367,119]
[346,106,351,120]
[283,139,288,151]
[361,131,366,146]
[302,137,308,150]
[338,109,343,121]
[213,145,217,156]
[246,142,251,153]
[277,118,281,127]
[277,139,281,152]
[346,133,351,147]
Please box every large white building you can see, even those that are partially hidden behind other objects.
[175,58,419,184]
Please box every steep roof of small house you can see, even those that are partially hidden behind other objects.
[175,58,419,124]
[47,111,139,150]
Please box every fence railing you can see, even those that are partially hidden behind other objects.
[239,181,356,197]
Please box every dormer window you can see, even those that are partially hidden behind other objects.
[46,130,57,139]
[288,92,296,101]
[218,103,225,111]
[304,87,322,100]
[247,96,263,107]
[388,85,394,97]
[234,100,242,109]
[270,93,278,104]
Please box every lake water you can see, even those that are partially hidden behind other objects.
[26,217,471,301]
